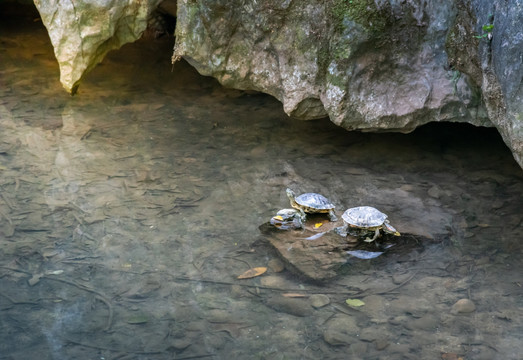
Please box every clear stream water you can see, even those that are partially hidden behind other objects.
[1,6,522,360]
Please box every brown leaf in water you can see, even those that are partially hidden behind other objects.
[282,293,308,298]
[237,267,267,279]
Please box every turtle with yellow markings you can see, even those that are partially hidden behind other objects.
[286,188,337,225]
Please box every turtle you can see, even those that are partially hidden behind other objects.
[286,188,337,223]
[270,208,303,230]
[337,206,400,242]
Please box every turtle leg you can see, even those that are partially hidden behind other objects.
[367,228,379,242]
[334,225,348,237]
[298,209,307,223]
[328,209,338,222]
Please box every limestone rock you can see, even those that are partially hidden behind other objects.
[174,0,522,169]
[33,0,163,94]
[33,0,523,169]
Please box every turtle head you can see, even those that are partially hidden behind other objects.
[383,221,400,236]
[285,188,296,201]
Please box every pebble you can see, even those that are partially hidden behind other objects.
[392,273,412,285]
[428,185,442,198]
[451,299,476,314]
[399,184,415,191]
[349,341,368,355]
[361,295,386,317]
[265,296,313,317]
[386,343,411,355]
[230,284,245,298]
[309,294,330,308]
[359,328,389,347]
[260,275,287,288]
[171,338,192,350]
[207,309,234,323]
[267,258,285,273]
[491,199,504,209]
[405,314,439,331]
[475,256,490,266]
[375,339,389,350]
[324,327,355,346]
[323,315,358,346]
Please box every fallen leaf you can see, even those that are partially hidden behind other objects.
[282,293,308,298]
[314,223,323,228]
[237,267,267,279]
[345,298,365,307]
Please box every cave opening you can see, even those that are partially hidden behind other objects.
[0,0,519,172]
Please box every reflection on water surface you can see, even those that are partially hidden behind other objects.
[1,6,522,360]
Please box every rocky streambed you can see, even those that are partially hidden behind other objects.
[1,6,522,360]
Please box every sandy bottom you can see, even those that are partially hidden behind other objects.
[0,6,522,360]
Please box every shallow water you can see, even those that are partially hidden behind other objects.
[1,6,522,360]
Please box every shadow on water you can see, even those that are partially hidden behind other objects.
[1,4,522,359]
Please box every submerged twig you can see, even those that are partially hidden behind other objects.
[0,291,38,305]
[168,275,364,296]
[39,275,113,331]
[62,337,163,355]
[224,255,252,270]
[373,271,418,295]
[64,337,216,359]
[0,265,113,331]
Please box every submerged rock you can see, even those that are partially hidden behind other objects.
[265,296,313,317]
[310,294,331,309]
[323,315,359,346]
[259,219,348,281]
[259,215,429,281]
[451,298,476,314]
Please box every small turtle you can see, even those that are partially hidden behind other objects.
[270,208,303,230]
[286,188,337,223]
[337,206,400,242]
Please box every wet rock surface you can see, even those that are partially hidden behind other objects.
[260,214,433,281]
[259,218,349,281]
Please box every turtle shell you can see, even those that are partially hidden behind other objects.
[295,193,335,211]
[342,206,388,228]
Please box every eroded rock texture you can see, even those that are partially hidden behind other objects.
[34,0,163,94]
[34,0,523,168]
[174,0,521,168]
